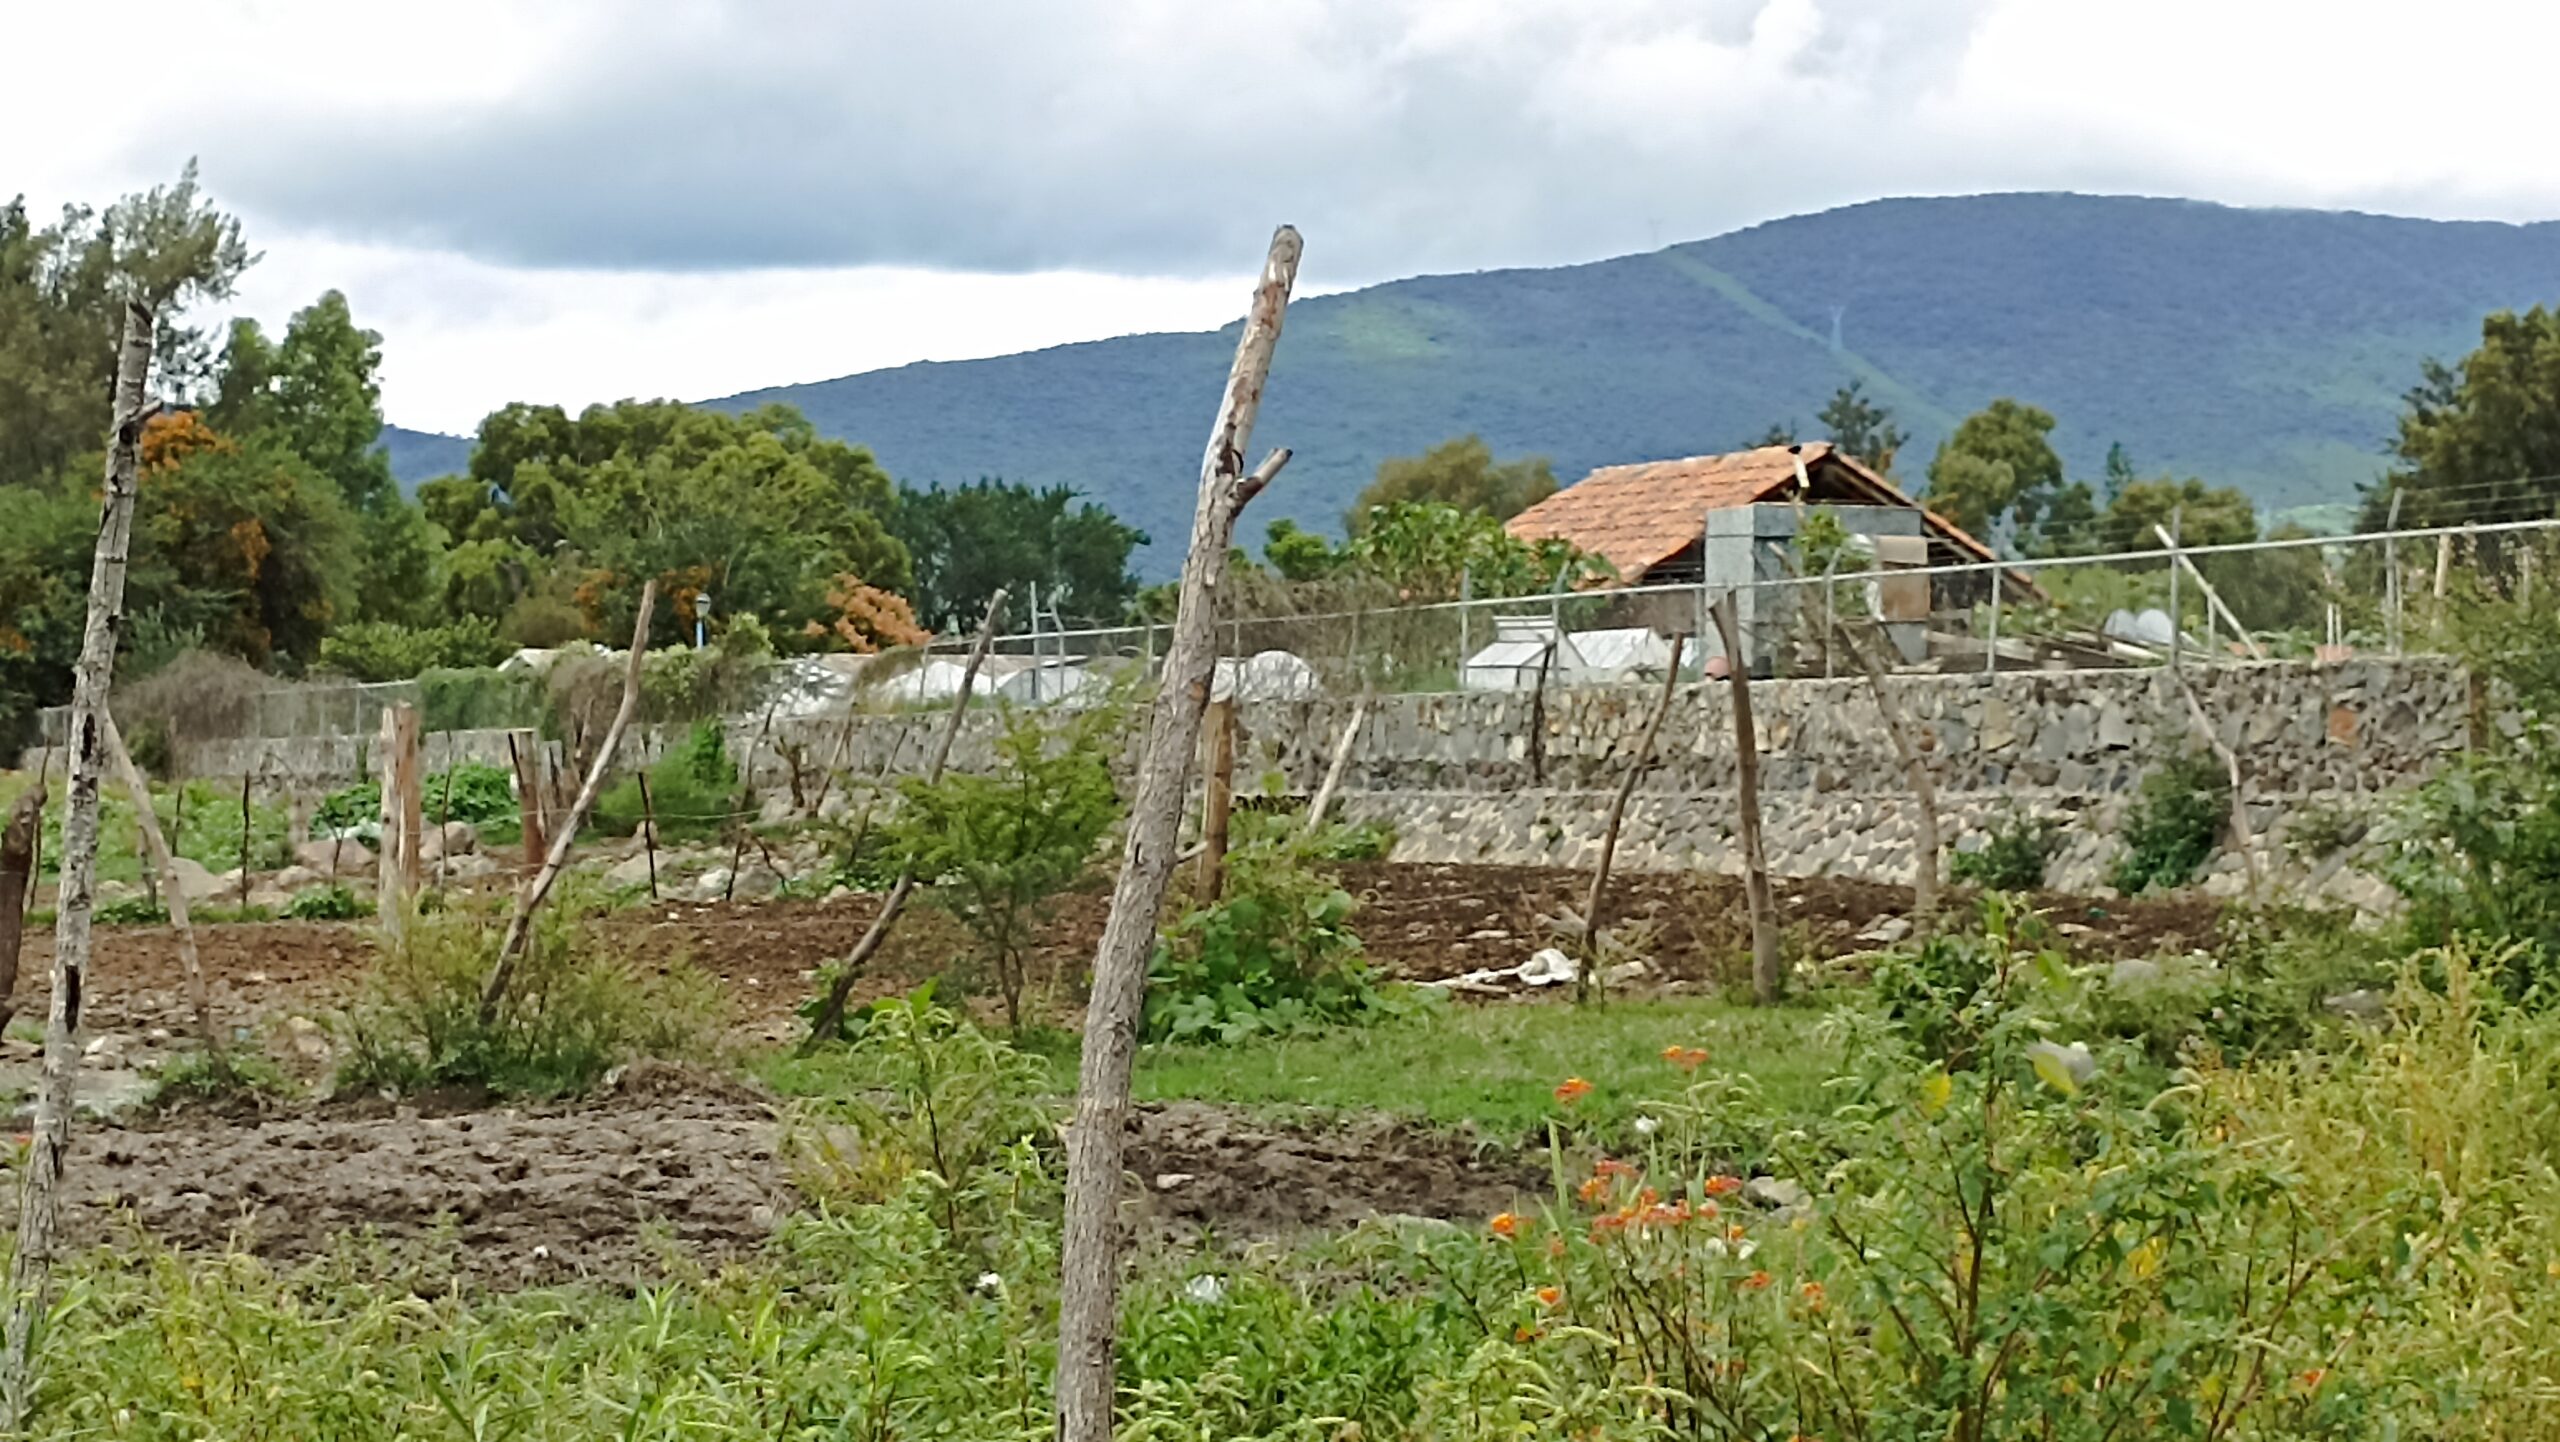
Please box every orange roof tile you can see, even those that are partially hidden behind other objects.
[1506,444,1824,578]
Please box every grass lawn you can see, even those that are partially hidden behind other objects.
[767,991,1842,1146]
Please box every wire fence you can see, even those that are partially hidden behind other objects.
[36,516,2558,749]
[958,516,2560,696]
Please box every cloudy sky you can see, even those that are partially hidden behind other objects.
[8,0,2556,434]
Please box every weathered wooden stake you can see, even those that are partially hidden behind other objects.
[478,583,656,1022]
[1710,594,1782,1005]
[435,743,456,893]
[1832,618,1942,922]
[375,706,421,934]
[2171,670,2263,897]
[1198,699,1236,901]
[1,298,152,1431]
[1301,699,1369,837]
[725,703,780,902]
[1578,635,1685,1003]
[507,730,546,873]
[103,716,219,1057]
[237,768,253,911]
[637,771,661,900]
[0,784,45,1034]
[1058,225,1300,1442]
[798,589,1009,1050]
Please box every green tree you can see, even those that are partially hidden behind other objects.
[1261,518,1345,582]
[1345,501,1606,600]
[2362,307,2560,552]
[129,412,358,668]
[431,399,910,648]
[1346,435,1556,534]
[0,162,252,486]
[891,478,1145,632]
[1816,382,1908,473]
[1925,399,2065,541]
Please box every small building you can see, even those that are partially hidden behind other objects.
[1504,441,2030,671]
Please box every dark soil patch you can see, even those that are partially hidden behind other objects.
[1123,1100,1540,1243]
[54,1066,790,1287]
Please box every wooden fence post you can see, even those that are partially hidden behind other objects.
[0,298,153,1430]
[1057,225,1301,1442]
[508,729,546,873]
[1710,594,1782,1005]
[0,785,44,1035]
[104,716,220,1057]
[1579,635,1684,1002]
[1198,698,1236,901]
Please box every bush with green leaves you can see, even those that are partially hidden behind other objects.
[1950,807,2061,890]
[315,617,509,683]
[2110,747,2230,894]
[282,884,363,921]
[336,891,722,1099]
[94,894,170,926]
[593,721,741,841]
[1145,835,1403,1044]
[313,781,377,837]
[880,701,1122,1030]
[417,665,543,732]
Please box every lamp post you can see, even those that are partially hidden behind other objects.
[695,591,712,649]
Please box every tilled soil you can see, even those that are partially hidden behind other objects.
[56,1064,791,1287]
[1124,1100,1540,1243]
[44,1076,1538,1281]
[12,863,2220,1039]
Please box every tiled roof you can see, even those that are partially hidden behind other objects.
[1505,444,1819,578]
[1507,441,2013,584]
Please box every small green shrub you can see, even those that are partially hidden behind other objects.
[1868,892,2056,1066]
[594,721,740,841]
[880,701,1123,1030]
[94,894,170,926]
[314,782,378,837]
[317,618,509,683]
[424,761,517,826]
[1950,808,2061,890]
[1145,836,1403,1044]
[336,893,722,1099]
[148,1049,294,1109]
[2111,748,2230,894]
[418,666,543,732]
[283,885,363,921]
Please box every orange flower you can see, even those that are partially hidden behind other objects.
[1741,1270,1774,1291]
[1727,1223,1748,1242]
[1662,1045,1710,1071]
[1535,1285,1562,1307]
[1704,1175,1743,1197]
[1515,1324,1539,1342]
[1593,1157,1638,1179]
[1576,1175,1612,1204]
[1798,1281,1825,1311]
[1554,1077,1595,1105]
[2297,1368,2327,1393]
[1546,1236,1567,1258]
[1636,1186,1660,1207]
[1489,1211,1522,1239]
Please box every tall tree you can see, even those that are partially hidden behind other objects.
[2363,306,2560,538]
[428,399,910,648]
[1346,435,1556,534]
[893,478,1145,632]
[1925,398,2066,541]
[1816,381,1907,474]
[0,163,251,487]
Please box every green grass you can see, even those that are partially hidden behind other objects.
[0,772,295,885]
[765,994,1839,1146]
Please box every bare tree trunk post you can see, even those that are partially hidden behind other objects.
[103,717,220,1058]
[435,743,455,893]
[1300,699,1369,837]
[0,785,46,1035]
[637,771,661,900]
[798,590,1010,1050]
[376,709,403,935]
[1578,635,1685,1004]
[725,703,780,902]
[398,712,423,902]
[507,730,546,874]
[1058,225,1301,1442]
[1198,699,1236,901]
[1709,594,1782,1006]
[1832,619,1942,922]
[477,584,657,1021]
[1,299,152,1431]
[238,769,253,911]
[2171,671,2263,898]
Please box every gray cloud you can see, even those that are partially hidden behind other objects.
[176,0,2016,279]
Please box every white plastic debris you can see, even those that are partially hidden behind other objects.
[1183,1274,1228,1305]
[1518,948,1580,987]
[1632,1115,1660,1138]
[975,1271,1005,1296]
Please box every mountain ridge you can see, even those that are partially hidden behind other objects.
[382,192,2560,573]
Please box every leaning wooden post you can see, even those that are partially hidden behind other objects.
[0,784,45,1035]
[477,584,656,1022]
[507,729,546,873]
[434,741,456,892]
[637,771,661,900]
[0,299,152,1431]
[1198,698,1237,901]
[798,589,1010,1050]
[2171,670,2263,897]
[1300,699,1369,837]
[397,710,424,900]
[1710,594,1782,1005]
[237,768,253,911]
[103,716,220,1058]
[725,703,780,902]
[1833,618,1942,922]
[1057,225,1300,1442]
[1578,634,1685,1003]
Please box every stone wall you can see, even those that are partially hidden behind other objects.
[41,656,2469,902]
